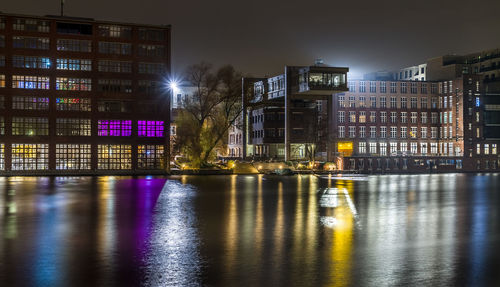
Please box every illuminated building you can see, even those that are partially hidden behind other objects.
[0,12,171,174]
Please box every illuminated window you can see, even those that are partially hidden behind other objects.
[98,120,132,136]
[56,58,92,71]
[12,96,49,110]
[0,75,4,88]
[359,96,366,108]
[410,127,417,138]
[492,144,497,155]
[349,111,356,123]
[12,117,48,136]
[98,42,131,55]
[477,144,481,155]
[359,126,366,138]
[338,126,345,138]
[139,28,165,41]
[98,60,132,73]
[138,44,165,57]
[12,75,50,89]
[56,144,91,170]
[56,97,91,111]
[138,62,166,74]
[13,36,49,49]
[379,142,387,156]
[0,143,4,170]
[98,25,132,38]
[390,126,397,138]
[98,79,132,93]
[359,111,366,123]
[11,144,49,170]
[97,144,132,170]
[390,142,397,154]
[57,39,92,52]
[410,142,417,154]
[56,118,91,136]
[138,121,164,137]
[369,142,377,154]
[421,143,428,155]
[400,142,407,153]
[56,77,91,91]
[138,145,164,169]
[358,142,366,154]
[13,18,50,32]
[13,55,51,69]
[431,143,438,154]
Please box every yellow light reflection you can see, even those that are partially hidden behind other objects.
[225,175,238,274]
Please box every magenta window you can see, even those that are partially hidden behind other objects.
[138,120,164,137]
[98,120,132,136]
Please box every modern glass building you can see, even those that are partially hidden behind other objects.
[0,12,171,174]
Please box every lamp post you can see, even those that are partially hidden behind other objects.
[166,79,178,174]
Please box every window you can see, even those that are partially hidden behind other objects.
[359,96,366,108]
[13,18,50,32]
[338,111,345,123]
[56,77,92,91]
[57,58,92,71]
[410,127,417,138]
[138,120,164,137]
[0,36,3,48]
[98,60,132,73]
[410,82,417,94]
[380,82,387,93]
[421,112,427,124]
[421,127,427,139]
[139,28,165,41]
[56,97,91,111]
[410,97,417,108]
[138,44,166,57]
[359,111,366,123]
[421,143,428,155]
[380,97,386,108]
[56,118,91,136]
[57,39,92,52]
[380,111,387,123]
[97,79,132,93]
[0,95,4,108]
[380,126,387,138]
[338,95,345,107]
[0,17,5,29]
[476,144,481,155]
[401,82,407,93]
[421,83,428,94]
[138,62,166,74]
[431,143,438,154]
[492,144,497,155]
[390,126,397,138]
[349,126,356,138]
[11,144,49,170]
[411,112,417,123]
[360,126,366,138]
[484,144,490,155]
[401,112,407,123]
[98,25,132,38]
[476,112,480,122]
[390,142,397,154]
[359,142,366,154]
[431,127,437,139]
[12,96,49,110]
[369,81,376,93]
[56,22,92,35]
[13,36,49,49]
[98,100,132,112]
[380,143,387,156]
[0,144,4,170]
[0,55,4,67]
[421,97,428,109]
[98,120,132,136]
[138,145,165,169]
[56,144,91,170]
[390,82,397,93]
[390,97,397,108]
[370,126,376,138]
[400,142,407,153]
[370,111,376,123]
[98,145,132,170]
[12,117,49,136]
[98,42,131,55]
[401,127,407,138]
[411,142,417,154]
[0,117,4,135]
[400,97,407,108]
[369,142,377,154]
[349,111,356,123]
[338,126,345,138]
[370,96,376,108]
[390,112,397,123]
[0,75,4,88]
[12,56,51,69]
[359,81,366,92]
[12,75,50,89]
[431,112,438,124]
[348,82,355,92]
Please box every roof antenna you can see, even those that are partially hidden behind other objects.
[60,0,65,16]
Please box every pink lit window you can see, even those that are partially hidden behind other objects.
[98,120,131,136]
[138,120,164,137]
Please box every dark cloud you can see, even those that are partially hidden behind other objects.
[3,0,500,78]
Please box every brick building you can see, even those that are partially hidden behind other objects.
[0,12,171,175]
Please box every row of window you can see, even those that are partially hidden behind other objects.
[337,95,455,109]
[0,117,164,137]
[1,36,166,56]
[338,126,455,139]
[355,142,466,156]
[338,111,453,124]
[0,143,164,171]
[348,81,438,94]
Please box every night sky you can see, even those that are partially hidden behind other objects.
[3,0,500,79]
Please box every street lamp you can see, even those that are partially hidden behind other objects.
[165,78,179,174]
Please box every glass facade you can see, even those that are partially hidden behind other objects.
[56,97,92,111]
[98,120,132,136]
[138,145,164,169]
[11,144,49,170]
[12,117,49,136]
[97,145,132,170]
[56,118,91,136]
[138,120,164,137]
[56,144,91,170]
[12,96,49,110]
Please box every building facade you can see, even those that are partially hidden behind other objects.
[0,12,171,175]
